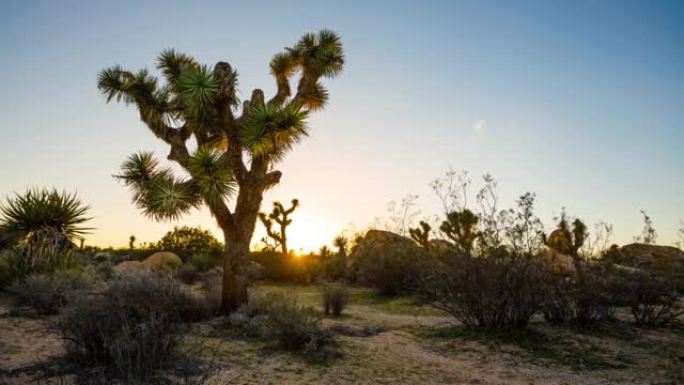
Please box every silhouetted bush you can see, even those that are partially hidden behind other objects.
[322,282,350,316]
[250,251,322,283]
[58,272,218,382]
[623,270,683,326]
[175,264,199,284]
[8,269,94,315]
[420,250,543,329]
[353,238,432,295]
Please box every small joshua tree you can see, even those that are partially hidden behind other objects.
[129,235,136,250]
[543,210,587,260]
[635,210,657,245]
[258,199,299,255]
[409,221,431,250]
[98,30,344,311]
[440,209,480,255]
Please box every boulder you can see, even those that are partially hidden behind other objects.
[428,239,456,256]
[535,249,576,276]
[143,251,183,275]
[114,260,149,273]
[609,243,684,271]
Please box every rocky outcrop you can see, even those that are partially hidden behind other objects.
[427,239,456,256]
[608,243,684,271]
[114,260,149,273]
[142,251,183,275]
[535,249,576,275]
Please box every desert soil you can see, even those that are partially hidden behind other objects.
[1,284,683,385]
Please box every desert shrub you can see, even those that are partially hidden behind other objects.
[188,253,212,273]
[322,283,350,316]
[59,272,217,382]
[354,247,431,296]
[155,226,222,261]
[8,269,94,314]
[541,263,623,326]
[229,293,337,361]
[175,264,199,284]
[95,261,114,280]
[420,250,543,329]
[623,270,683,326]
[250,251,322,283]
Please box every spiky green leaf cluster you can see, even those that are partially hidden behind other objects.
[287,29,344,78]
[97,51,220,136]
[116,152,201,221]
[188,146,236,204]
[240,105,309,161]
[0,188,92,248]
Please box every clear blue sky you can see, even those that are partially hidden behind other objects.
[1,0,682,249]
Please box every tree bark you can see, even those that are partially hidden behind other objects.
[218,176,268,313]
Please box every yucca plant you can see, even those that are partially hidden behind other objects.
[0,188,91,278]
[98,30,344,312]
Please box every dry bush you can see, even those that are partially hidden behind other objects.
[623,270,683,326]
[421,250,543,329]
[8,269,94,315]
[322,282,350,316]
[228,293,338,361]
[175,264,199,284]
[541,263,624,326]
[58,272,218,382]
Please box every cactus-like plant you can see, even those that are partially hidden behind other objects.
[258,199,299,255]
[409,221,431,250]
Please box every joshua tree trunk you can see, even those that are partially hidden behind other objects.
[216,164,277,312]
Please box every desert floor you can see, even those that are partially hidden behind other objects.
[1,283,683,385]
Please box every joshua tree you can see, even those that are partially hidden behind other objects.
[635,210,657,245]
[98,30,344,312]
[129,235,136,250]
[258,199,299,255]
[440,209,480,255]
[332,235,348,278]
[543,210,587,259]
[409,221,431,250]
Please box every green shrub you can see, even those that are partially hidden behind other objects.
[175,264,199,284]
[188,253,212,273]
[229,293,338,361]
[58,272,217,382]
[8,269,94,315]
[322,283,350,316]
[95,261,114,280]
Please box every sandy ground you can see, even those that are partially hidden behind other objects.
[1,285,683,385]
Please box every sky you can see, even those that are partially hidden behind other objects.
[1,0,682,251]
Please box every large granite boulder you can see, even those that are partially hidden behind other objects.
[143,251,183,275]
[350,230,432,295]
[114,260,149,273]
[428,239,456,256]
[534,249,576,276]
[606,243,684,272]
